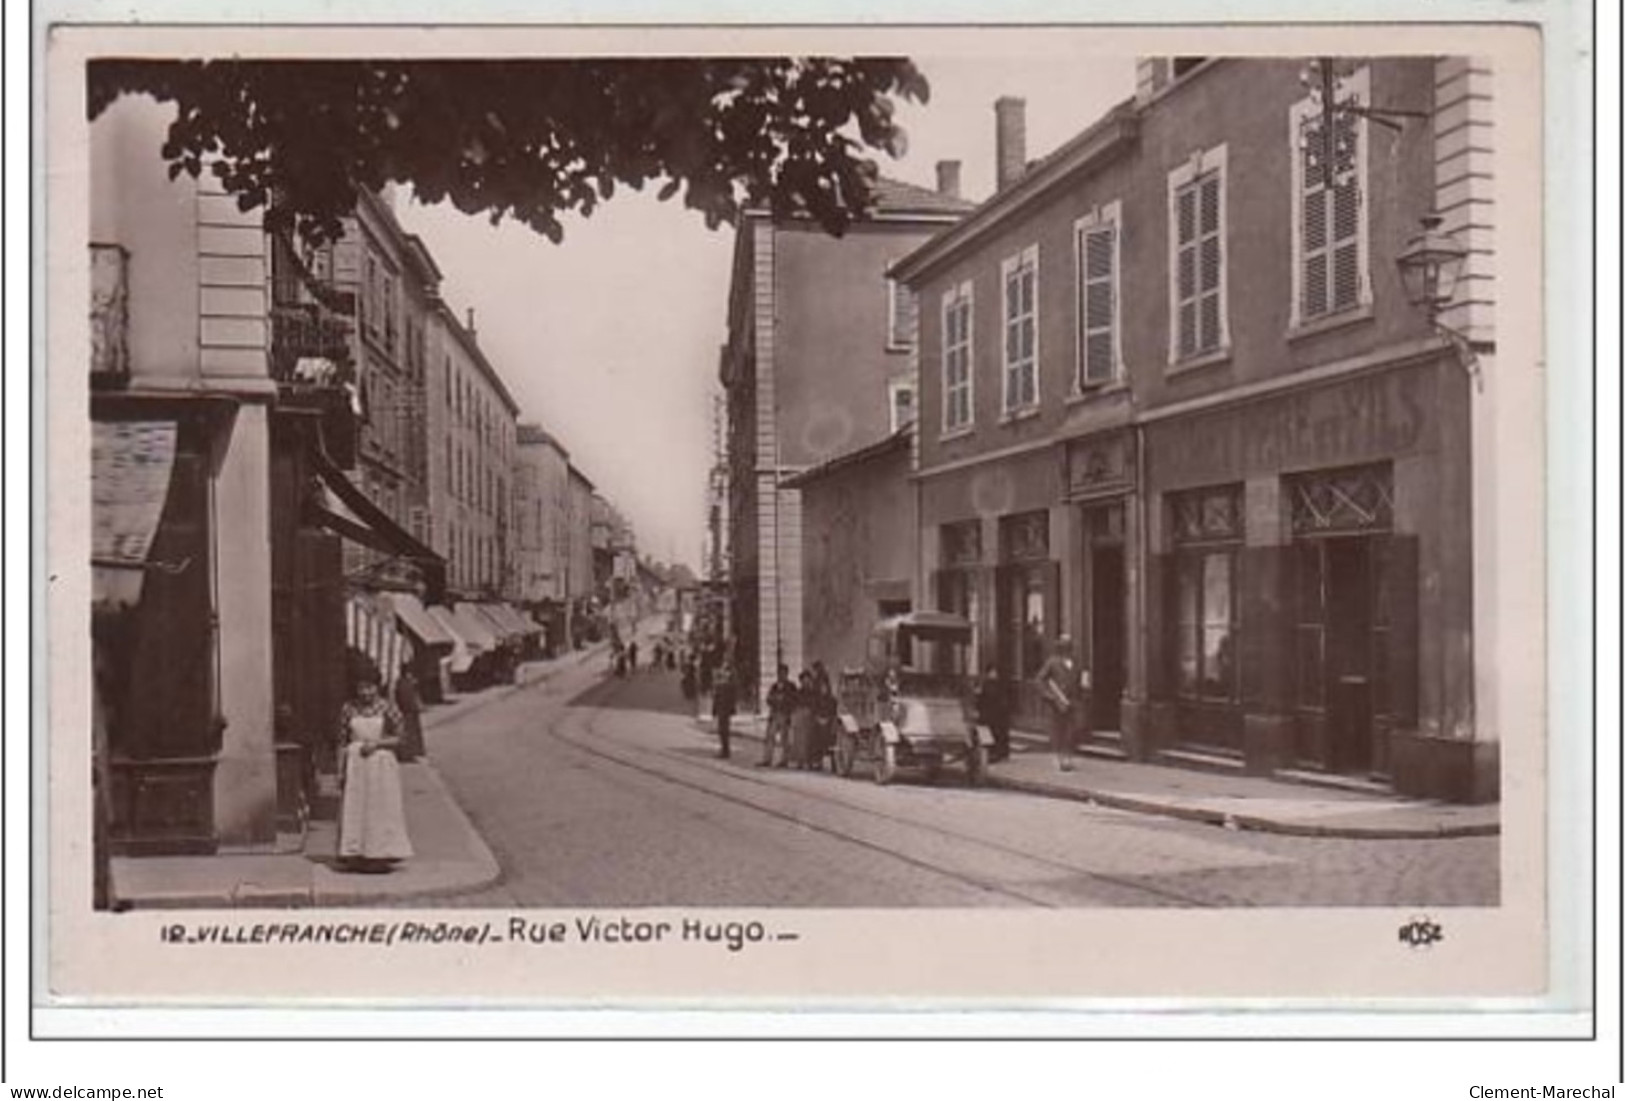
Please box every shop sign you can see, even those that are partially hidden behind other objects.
[1063,429,1134,500]
[1151,365,1432,488]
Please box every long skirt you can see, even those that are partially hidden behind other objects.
[339,746,414,861]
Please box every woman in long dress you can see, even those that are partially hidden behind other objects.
[336,670,413,872]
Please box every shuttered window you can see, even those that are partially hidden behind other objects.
[1075,202,1122,388]
[941,283,974,431]
[1291,67,1369,325]
[1299,109,1362,318]
[1173,171,1224,359]
[887,277,917,349]
[1001,247,1039,412]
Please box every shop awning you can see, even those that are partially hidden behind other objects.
[489,603,539,637]
[388,592,456,650]
[91,419,179,610]
[426,604,482,673]
[467,603,520,643]
[307,446,446,604]
[510,606,546,634]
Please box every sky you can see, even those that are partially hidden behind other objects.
[394,54,1137,573]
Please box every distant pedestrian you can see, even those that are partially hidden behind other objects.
[393,662,426,762]
[1036,635,1083,772]
[680,656,697,704]
[628,640,640,673]
[712,663,738,760]
[975,663,1012,763]
[336,669,413,872]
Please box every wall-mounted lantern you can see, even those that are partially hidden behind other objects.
[1396,213,1481,388]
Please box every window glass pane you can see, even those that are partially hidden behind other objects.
[1179,302,1198,357]
[1202,552,1231,625]
[1202,626,1233,695]
[1177,188,1196,245]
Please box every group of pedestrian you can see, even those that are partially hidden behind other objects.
[760,662,837,769]
[971,634,1088,772]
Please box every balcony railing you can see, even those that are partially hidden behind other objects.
[270,304,355,384]
[90,243,130,387]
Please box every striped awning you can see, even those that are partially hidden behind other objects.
[450,603,503,650]
[426,604,482,673]
[347,592,405,688]
[468,603,520,643]
[388,592,456,649]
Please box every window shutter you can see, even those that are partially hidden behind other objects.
[1081,224,1116,385]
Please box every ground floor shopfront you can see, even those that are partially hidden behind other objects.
[917,351,1495,803]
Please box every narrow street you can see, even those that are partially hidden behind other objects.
[413,639,1497,909]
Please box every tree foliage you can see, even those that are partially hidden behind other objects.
[87,58,929,243]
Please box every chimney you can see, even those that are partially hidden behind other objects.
[935,159,962,199]
[995,96,1027,191]
[466,308,477,342]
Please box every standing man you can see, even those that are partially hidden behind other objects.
[975,663,1013,763]
[761,663,796,768]
[1036,635,1084,772]
[712,662,738,760]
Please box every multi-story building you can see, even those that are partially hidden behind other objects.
[425,304,521,601]
[720,175,972,694]
[87,94,444,859]
[325,189,442,587]
[894,58,1502,801]
[565,462,598,641]
[515,422,573,653]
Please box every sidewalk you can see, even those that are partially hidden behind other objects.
[693,713,1499,840]
[109,643,607,910]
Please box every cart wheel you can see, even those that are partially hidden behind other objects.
[966,744,989,787]
[835,730,856,777]
[872,739,897,786]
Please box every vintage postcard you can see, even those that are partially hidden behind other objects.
[38,14,1573,1029]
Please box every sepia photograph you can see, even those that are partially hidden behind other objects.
[38,15,1571,1020]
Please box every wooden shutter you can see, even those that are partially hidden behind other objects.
[1081,223,1116,386]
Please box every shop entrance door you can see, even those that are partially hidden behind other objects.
[1089,543,1126,732]
[1322,537,1376,774]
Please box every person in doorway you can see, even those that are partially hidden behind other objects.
[336,668,414,872]
[393,662,426,762]
[762,663,796,768]
[1036,635,1083,772]
[975,663,1013,763]
[712,662,738,760]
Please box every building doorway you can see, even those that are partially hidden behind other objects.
[1083,504,1127,733]
[1288,463,1398,777]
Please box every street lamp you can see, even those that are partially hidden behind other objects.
[1396,212,1480,388]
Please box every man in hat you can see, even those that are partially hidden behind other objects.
[1036,634,1086,772]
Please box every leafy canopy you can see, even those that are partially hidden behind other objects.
[87,58,929,243]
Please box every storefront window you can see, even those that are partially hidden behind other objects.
[1169,485,1242,702]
